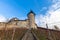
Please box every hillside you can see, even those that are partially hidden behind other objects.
[0,28,27,40]
[32,27,60,40]
[0,27,60,40]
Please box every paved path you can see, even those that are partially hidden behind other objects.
[21,30,37,40]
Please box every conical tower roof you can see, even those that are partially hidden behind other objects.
[27,10,36,16]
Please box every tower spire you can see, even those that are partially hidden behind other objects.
[27,10,36,16]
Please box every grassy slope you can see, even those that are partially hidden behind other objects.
[32,29,47,40]
[32,28,60,40]
[0,27,60,40]
[0,28,27,40]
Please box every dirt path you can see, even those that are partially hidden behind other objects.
[21,30,37,40]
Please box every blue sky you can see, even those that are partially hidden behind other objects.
[0,0,52,19]
[1,0,60,29]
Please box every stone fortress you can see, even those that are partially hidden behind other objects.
[0,11,37,29]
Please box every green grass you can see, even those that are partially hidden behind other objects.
[32,29,47,40]
[32,28,60,40]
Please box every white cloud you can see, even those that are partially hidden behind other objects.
[0,15,8,22]
[40,7,47,12]
[35,0,60,29]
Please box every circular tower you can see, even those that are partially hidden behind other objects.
[27,10,37,29]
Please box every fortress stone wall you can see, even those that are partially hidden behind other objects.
[0,11,37,29]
